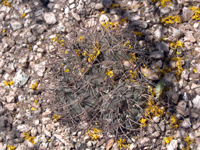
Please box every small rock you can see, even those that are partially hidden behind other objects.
[95,2,104,10]
[54,134,65,144]
[171,28,184,40]
[17,124,32,132]
[156,41,169,52]
[44,12,57,24]
[152,131,160,138]
[184,31,196,43]
[181,7,194,22]
[130,15,141,21]
[69,0,74,4]
[193,122,200,130]
[139,137,150,146]
[40,134,47,143]
[164,73,177,87]
[34,61,46,77]
[150,51,164,59]
[44,129,51,137]
[39,142,48,150]
[193,95,200,109]
[0,143,6,150]
[147,125,155,134]
[167,139,178,150]
[129,143,137,150]
[153,116,160,123]
[196,63,200,74]
[180,118,191,128]
[87,141,93,147]
[154,28,163,39]
[5,103,17,111]
[184,42,193,50]
[6,93,16,103]
[99,14,109,23]
[41,117,51,124]
[31,127,37,136]
[11,21,22,31]
[132,20,148,28]
[159,120,166,132]
[85,18,97,27]
[191,83,200,93]
[64,7,69,14]
[78,121,88,130]
[176,101,190,117]
[71,11,80,21]
[13,69,29,87]
[141,67,159,80]
[69,3,75,9]
[194,22,199,28]
[159,7,170,15]
[167,89,179,104]
[0,116,8,129]
[103,0,112,8]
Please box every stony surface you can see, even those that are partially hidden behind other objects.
[0,0,199,150]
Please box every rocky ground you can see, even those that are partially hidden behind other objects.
[1,0,200,149]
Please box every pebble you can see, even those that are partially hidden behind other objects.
[95,3,104,10]
[13,69,29,87]
[34,61,46,77]
[180,118,191,128]
[181,7,194,22]
[150,51,164,59]
[11,21,22,31]
[5,103,17,111]
[152,131,160,138]
[176,101,190,117]
[44,12,57,24]
[103,0,112,8]
[159,120,166,132]
[164,73,177,87]
[192,95,200,109]
[167,139,178,150]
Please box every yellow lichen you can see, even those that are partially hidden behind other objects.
[161,15,181,25]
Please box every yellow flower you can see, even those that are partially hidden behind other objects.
[93,128,101,133]
[194,69,197,73]
[106,69,114,78]
[34,99,38,104]
[164,137,173,144]
[75,49,81,57]
[78,36,85,41]
[116,139,126,149]
[21,13,26,18]
[23,131,36,145]
[2,29,6,33]
[31,82,38,90]
[1,0,12,7]
[52,114,62,122]
[64,69,69,73]
[31,107,36,111]
[4,81,13,86]
[140,118,147,127]
[7,145,16,150]
[91,134,100,140]
[184,135,194,146]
